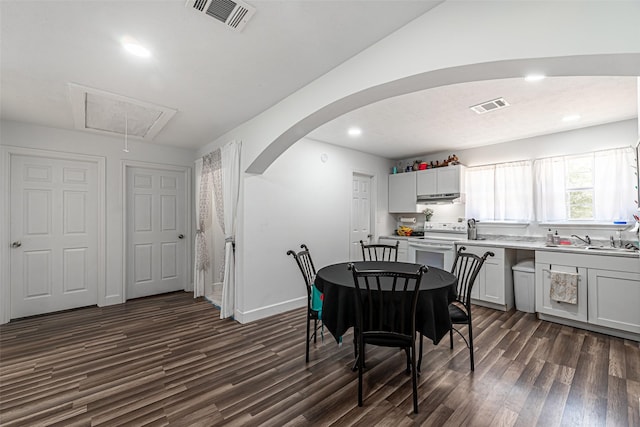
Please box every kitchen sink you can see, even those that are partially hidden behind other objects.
[584,246,638,252]
[545,244,638,253]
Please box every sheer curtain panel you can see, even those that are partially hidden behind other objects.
[220,140,241,320]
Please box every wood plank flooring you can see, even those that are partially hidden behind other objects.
[1,292,639,426]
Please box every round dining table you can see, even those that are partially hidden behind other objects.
[314,261,457,347]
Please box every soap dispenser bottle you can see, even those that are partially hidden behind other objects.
[546,228,553,244]
[553,230,560,245]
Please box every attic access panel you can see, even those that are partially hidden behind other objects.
[68,83,177,141]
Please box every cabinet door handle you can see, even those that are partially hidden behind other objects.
[11,241,22,248]
[178,234,184,239]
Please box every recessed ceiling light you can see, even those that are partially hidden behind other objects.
[348,127,362,137]
[121,36,151,58]
[562,114,581,122]
[525,74,546,82]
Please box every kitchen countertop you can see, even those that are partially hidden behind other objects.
[380,233,639,258]
[458,238,639,258]
[379,235,410,240]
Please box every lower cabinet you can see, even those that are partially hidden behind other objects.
[378,237,408,262]
[535,250,640,337]
[587,268,640,334]
[535,262,588,322]
[463,245,515,311]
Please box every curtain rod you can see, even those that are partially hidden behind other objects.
[466,145,633,169]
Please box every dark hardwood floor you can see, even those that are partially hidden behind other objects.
[1,292,638,426]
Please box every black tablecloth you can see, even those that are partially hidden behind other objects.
[314,261,457,345]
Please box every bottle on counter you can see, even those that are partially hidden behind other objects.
[553,230,560,245]
[546,228,553,244]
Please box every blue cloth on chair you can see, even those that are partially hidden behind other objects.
[311,284,323,319]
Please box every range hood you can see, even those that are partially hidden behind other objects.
[417,193,462,202]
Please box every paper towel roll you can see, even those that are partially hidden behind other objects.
[400,217,416,224]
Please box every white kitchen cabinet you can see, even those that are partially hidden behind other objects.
[535,260,588,323]
[416,165,465,197]
[534,250,640,340]
[587,268,640,334]
[388,172,417,213]
[462,245,515,311]
[379,237,408,262]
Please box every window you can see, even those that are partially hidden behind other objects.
[535,147,636,222]
[466,147,636,224]
[565,154,594,220]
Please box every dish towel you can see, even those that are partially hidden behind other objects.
[549,270,579,304]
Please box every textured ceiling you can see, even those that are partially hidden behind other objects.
[307,76,638,159]
[0,0,441,150]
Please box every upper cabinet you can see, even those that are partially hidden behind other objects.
[388,172,417,213]
[416,165,465,201]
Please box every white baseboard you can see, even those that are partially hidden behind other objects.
[234,296,306,324]
[102,295,124,306]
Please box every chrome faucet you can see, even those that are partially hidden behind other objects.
[571,234,591,245]
[610,235,615,248]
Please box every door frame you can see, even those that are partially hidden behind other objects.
[350,170,377,257]
[1,146,106,324]
[121,160,192,302]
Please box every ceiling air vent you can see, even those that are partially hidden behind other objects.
[187,0,255,32]
[470,97,510,114]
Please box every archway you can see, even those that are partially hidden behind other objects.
[247,53,640,174]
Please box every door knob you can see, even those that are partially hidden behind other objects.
[11,241,22,248]
[178,234,184,239]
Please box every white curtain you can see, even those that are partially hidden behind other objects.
[534,156,566,221]
[193,154,214,297]
[220,140,241,319]
[465,165,495,220]
[193,151,227,301]
[593,147,636,221]
[535,147,636,222]
[495,161,533,221]
[465,161,533,221]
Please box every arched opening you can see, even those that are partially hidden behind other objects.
[247,53,640,174]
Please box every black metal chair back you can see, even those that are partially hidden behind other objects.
[349,263,428,414]
[448,246,494,371]
[359,240,399,261]
[287,244,321,362]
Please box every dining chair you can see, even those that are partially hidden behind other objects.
[448,246,494,371]
[349,263,428,414]
[287,244,322,363]
[359,240,399,261]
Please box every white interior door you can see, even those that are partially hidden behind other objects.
[350,173,372,261]
[127,166,187,299]
[10,155,98,318]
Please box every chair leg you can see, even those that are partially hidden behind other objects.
[358,337,364,407]
[411,344,418,414]
[417,333,423,373]
[449,327,454,349]
[468,320,475,371]
[404,348,410,374]
[313,319,317,343]
[306,315,311,363]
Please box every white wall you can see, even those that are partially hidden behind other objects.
[238,138,395,321]
[1,120,197,315]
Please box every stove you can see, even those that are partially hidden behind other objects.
[422,221,467,236]
[408,221,467,270]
